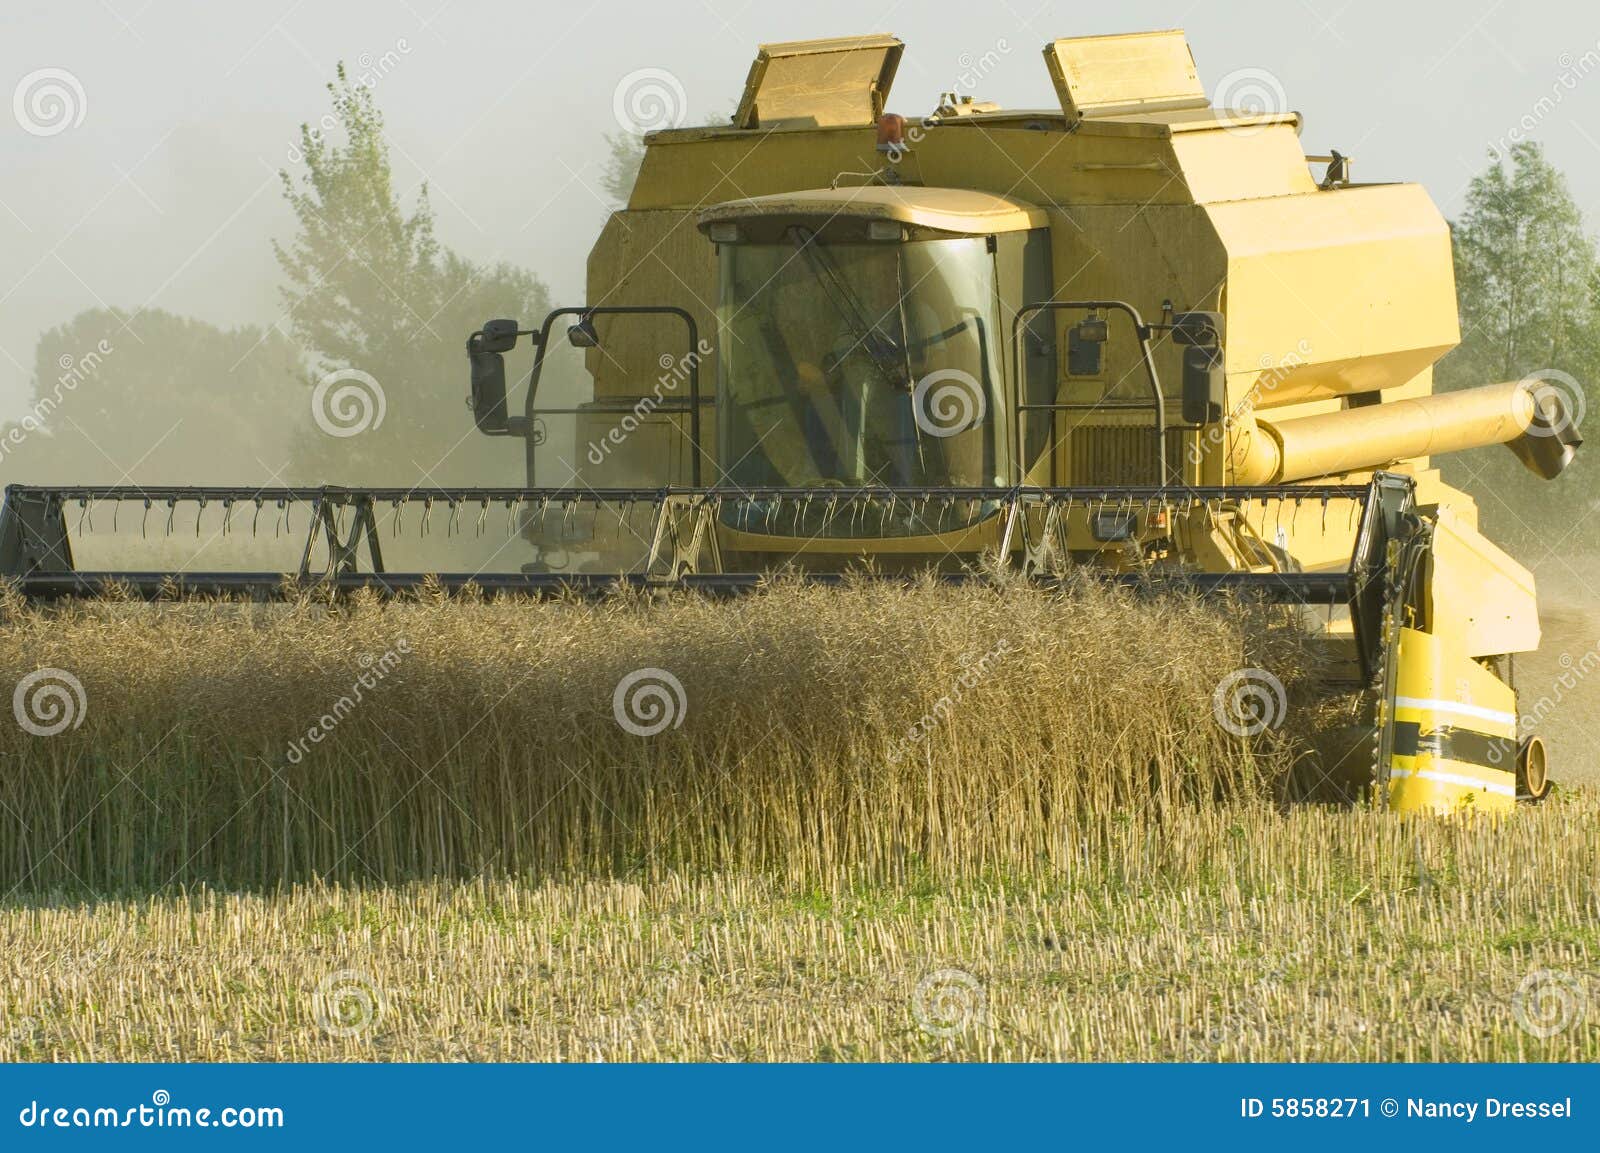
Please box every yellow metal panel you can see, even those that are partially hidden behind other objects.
[1426,504,1541,657]
[717,519,1001,560]
[1044,30,1207,121]
[1387,627,1518,814]
[697,186,1048,235]
[1204,184,1459,405]
[733,35,903,129]
[628,129,888,209]
[583,211,719,480]
[1168,123,1317,203]
[913,125,1193,207]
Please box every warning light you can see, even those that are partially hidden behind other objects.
[876,113,907,154]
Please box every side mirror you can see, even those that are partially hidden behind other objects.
[1181,345,1227,425]
[567,315,601,348]
[479,317,520,354]
[467,321,517,433]
[1171,311,1224,348]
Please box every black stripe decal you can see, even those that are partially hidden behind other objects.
[1392,721,1516,770]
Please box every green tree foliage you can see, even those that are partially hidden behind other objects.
[276,65,549,485]
[600,131,646,206]
[0,308,304,486]
[1437,142,1599,545]
[599,109,732,207]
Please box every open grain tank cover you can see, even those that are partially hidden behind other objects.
[733,34,904,129]
[1044,29,1211,123]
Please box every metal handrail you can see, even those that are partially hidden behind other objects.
[1010,300,1169,486]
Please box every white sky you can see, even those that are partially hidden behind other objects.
[4,0,1600,416]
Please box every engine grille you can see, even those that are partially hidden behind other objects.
[1067,425,1191,486]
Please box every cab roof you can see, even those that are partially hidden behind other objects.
[697,186,1048,237]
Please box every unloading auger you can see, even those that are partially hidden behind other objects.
[1,30,1582,814]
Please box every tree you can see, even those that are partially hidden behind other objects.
[276,65,549,485]
[600,131,646,206]
[1437,142,1599,543]
[600,109,733,207]
[0,308,305,487]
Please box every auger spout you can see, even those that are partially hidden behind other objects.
[1229,379,1583,485]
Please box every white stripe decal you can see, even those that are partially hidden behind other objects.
[1389,766,1516,798]
[1393,696,1517,728]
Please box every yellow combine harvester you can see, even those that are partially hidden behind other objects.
[1,31,1581,813]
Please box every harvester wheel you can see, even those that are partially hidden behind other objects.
[1516,735,1552,802]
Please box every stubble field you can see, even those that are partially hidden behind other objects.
[1,582,1595,1061]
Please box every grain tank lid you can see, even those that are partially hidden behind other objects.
[697,186,1048,237]
[732,34,904,130]
[932,106,1299,138]
[1045,29,1211,124]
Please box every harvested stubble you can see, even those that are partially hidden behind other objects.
[3,583,1596,1062]
[1,799,1596,1061]
[0,581,1303,890]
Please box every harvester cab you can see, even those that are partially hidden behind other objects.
[1,30,1583,814]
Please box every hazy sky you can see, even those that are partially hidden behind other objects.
[5,0,1600,417]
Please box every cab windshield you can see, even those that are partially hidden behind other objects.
[717,231,1004,497]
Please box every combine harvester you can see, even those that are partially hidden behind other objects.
[1,31,1581,812]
